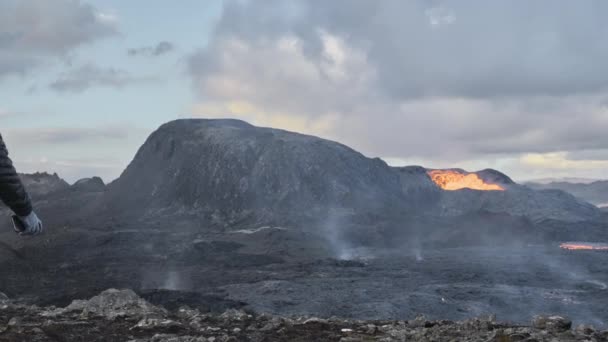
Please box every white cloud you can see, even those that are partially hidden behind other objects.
[49,64,158,93]
[521,152,608,170]
[0,0,117,78]
[425,6,456,28]
[184,0,608,179]
[4,125,131,145]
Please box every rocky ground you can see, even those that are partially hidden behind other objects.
[0,289,605,342]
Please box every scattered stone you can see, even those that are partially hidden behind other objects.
[575,324,595,336]
[128,334,207,342]
[131,317,183,331]
[177,306,201,320]
[53,289,167,319]
[301,317,327,325]
[0,292,9,303]
[532,315,572,332]
[219,309,249,322]
[409,315,433,328]
[8,317,21,326]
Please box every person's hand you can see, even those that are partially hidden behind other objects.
[12,211,43,236]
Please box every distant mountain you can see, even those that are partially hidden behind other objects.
[525,177,600,185]
[19,172,69,197]
[526,180,608,207]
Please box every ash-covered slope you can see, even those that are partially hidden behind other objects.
[105,119,409,226]
[527,180,608,207]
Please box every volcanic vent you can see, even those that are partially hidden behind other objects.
[427,169,510,191]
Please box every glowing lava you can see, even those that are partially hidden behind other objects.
[427,170,505,191]
[560,242,608,251]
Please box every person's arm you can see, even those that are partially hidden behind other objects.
[0,133,32,217]
[0,133,42,236]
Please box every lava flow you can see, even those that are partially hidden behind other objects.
[560,242,608,251]
[427,170,505,191]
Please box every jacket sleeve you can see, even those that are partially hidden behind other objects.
[0,133,32,217]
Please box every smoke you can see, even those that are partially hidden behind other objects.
[324,209,353,260]
[413,247,424,262]
[163,270,185,291]
[323,208,376,261]
[319,200,608,326]
[140,269,191,291]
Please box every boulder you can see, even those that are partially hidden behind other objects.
[531,315,572,332]
[53,289,166,319]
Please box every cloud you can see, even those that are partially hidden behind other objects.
[521,152,608,170]
[0,0,117,78]
[186,0,608,179]
[128,41,175,57]
[0,108,17,118]
[196,0,608,99]
[3,124,149,183]
[49,64,156,93]
[4,125,130,145]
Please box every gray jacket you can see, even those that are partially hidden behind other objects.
[0,133,32,217]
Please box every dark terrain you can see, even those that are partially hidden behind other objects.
[1,119,608,340]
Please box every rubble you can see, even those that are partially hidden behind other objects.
[41,289,167,319]
[0,289,607,341]
[532,315,572,332]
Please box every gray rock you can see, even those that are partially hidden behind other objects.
[219,309,250,322]
[532,315,572,332]
[574,324,595,336]
[128,334,208,342]
[0,292,10,308]
[8,317,21,326]
[131,317,183,331]
[59,289,166,319]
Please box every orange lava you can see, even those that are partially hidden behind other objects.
[560,243,608,251]
[427,170,504,191]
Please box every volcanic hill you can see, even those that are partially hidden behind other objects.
[100,119,600,226]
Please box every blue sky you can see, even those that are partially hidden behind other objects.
[2,1,608,183]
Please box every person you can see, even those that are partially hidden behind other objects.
[0,133,43,236]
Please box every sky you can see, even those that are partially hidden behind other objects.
[1,0,608,184]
